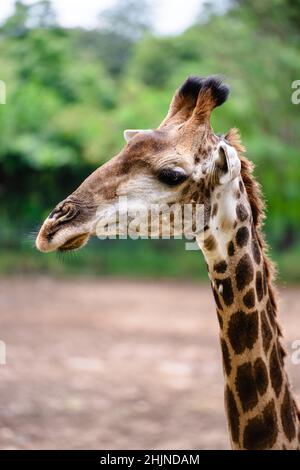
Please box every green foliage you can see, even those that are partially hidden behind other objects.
[78,0,153,76]
[0,0,299,279]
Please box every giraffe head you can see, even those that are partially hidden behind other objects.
[36,76,241,252]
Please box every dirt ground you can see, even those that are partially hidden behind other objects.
[0,277,299,450]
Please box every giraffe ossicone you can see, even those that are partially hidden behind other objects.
[36,75,300,450]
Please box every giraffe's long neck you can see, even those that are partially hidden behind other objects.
[197,175,300,450]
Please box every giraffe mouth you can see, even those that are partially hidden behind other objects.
[58,233,90,252]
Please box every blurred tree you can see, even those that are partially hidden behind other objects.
[0,0,57,37]
[26,0,57,29]
[233,0,300,37]
[0,0,300,277]
[79,0,153,76]
[0,0,30,37]
[99,0,151,40]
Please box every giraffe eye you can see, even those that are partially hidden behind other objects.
[158,168,188,186]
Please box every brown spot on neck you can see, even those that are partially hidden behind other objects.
[225,386,240,444]
[236,203,248,222]
[243,400,278,449]
[236,226,249,247]
[269,344,283,397]
[235,253,254,291]
[281,386,297,442]
[227,310,258,354]
[204,234,216,251]
[235,362,259,412]
[213,260,227,273]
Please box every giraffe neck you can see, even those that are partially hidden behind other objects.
[197,175,300,450]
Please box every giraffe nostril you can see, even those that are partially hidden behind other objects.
[48,207,60,219]
[49,202,78,223]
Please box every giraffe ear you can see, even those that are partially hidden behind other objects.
[124,129,153,143]
[215,141,241,184]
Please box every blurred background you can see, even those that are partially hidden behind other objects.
[0,0,299,450]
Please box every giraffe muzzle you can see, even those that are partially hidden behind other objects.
[35,200,93,253]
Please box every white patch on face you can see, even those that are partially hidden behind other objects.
[95,172,184,239]
[209,177,240,256]
[117,173,179,204]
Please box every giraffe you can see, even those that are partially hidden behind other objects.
[36,75,300,450]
